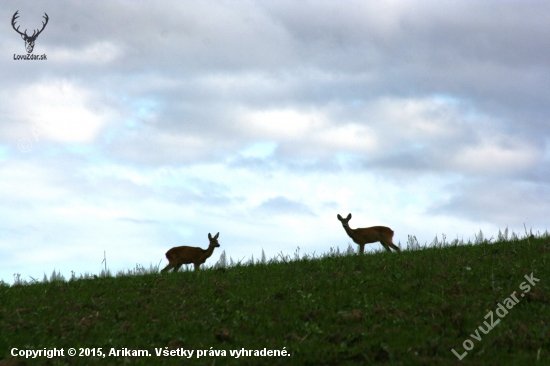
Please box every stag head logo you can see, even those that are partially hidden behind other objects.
[12,10,49,54]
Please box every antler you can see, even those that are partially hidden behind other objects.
[33,13,49,39]
[11,11,49,39]
[11,10,26,37]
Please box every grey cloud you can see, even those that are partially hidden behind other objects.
[256,196,315,216]
[429,179,550,229]
[4,0,548,175]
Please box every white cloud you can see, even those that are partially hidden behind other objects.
[10,80,112,143]
[453,139,539,175]
[239,108,328,140]
[314,123,378,153]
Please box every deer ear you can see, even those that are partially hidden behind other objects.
[208,233,212,240]
[346,213,351,220]
[337,214,342,220]
[214,232,219,239]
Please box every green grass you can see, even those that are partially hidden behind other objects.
[1,231,549,365]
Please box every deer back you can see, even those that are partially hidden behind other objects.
[166,245,205,265]
[354,226,394,244]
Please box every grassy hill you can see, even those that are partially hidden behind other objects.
[1,231,549,365]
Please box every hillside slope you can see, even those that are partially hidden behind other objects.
[1,235,549,365]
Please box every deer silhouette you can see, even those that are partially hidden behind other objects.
[161,233,221,272]
[337,213,400,253]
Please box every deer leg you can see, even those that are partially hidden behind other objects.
[358,244,365,254]
[385,239,399,252]
[173,263,183,272]
[161,263,175,273]
[193,263,201,271]
[389,242,401,252]
[380,241,392,252]
[382,240,400,252]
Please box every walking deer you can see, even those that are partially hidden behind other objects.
[161,232,221,273]
[337,213,400,253]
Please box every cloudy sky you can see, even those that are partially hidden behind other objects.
[1,0,549,284]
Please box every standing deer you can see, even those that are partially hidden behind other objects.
[161,232,221,273]
[337,213,400,253]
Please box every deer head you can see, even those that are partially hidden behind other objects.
[12,10,49,54]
